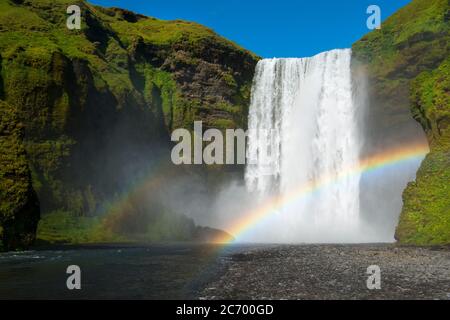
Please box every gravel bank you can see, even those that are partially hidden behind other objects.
[200,244,450,300]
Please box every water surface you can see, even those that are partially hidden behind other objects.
[0,243,247,299]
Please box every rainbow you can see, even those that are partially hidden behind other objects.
[213,142,430,243]
[97,159,175,222]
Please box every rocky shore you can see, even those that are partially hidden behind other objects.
[200,244,450,300]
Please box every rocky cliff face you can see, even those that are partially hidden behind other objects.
[0,0,257,249]
[352,0,449,244]
[2,0,446,249]
[0,100,40,250]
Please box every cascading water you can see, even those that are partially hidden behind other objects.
[245,49,365,243]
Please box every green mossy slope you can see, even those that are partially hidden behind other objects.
[0,0,256,248]
[0,100,40,250]
[353,0,449,244]
[396,56,450,244]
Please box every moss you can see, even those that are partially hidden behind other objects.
[209,118,236,130]
[141,64,181,129]
[396,137,450,244]
[353,0,449,79]
[0,0,258,248]
[37,210,126,244]
[395,57,450,244]
[0,100,40,250]
[109,15,258,61]
[222,72,238,89]
[410,57,450,139]
[353,0,450,245]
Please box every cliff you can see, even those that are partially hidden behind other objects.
[352,0,449,244]
[2,0,448,249]
[0,0,258,249]
[0,100,40,250]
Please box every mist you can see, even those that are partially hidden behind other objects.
[180,51,429,244]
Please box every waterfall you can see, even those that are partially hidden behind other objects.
[245,49,364,243]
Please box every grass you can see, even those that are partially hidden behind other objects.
[353,0,449,81]
[36,210,126,244]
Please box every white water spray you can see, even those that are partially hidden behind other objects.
[245,49,364,243]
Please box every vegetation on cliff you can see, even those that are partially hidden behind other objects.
[0,100,40,250]
[396,56,450,244]
[0,0,256,249]
[353,0,449,244]
[2,0,447,248]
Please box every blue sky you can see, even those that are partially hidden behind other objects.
[88,0,411,58]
